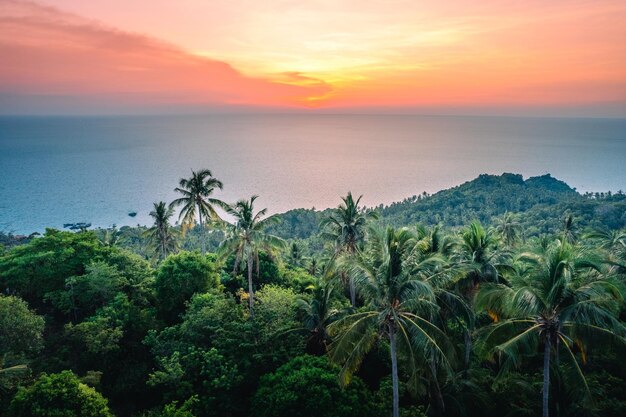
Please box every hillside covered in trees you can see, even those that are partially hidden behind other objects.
[0,172,625,417]
[268,173,626,240]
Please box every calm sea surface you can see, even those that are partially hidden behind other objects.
[1,114,625,233]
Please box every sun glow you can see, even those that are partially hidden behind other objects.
[1,0,625,115]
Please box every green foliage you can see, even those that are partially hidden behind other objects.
[252,355,374,417]
[1,174,624,417]
[219,195,286,317]
[252,285,305,365]
[0,295,44,357]
[270,174,626,242]
[9,370,113,417]
[145,291,246,416]
[373,377,427,417]
[0,230,106,310]
[143,397,198,417]
[154,251,221,321]
[0,295,45,407]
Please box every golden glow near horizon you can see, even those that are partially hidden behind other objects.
[2,0,625,114]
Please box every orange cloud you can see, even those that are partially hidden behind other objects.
[1,0,625,115]
[0,0,331,113]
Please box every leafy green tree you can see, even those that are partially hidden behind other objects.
[143,397,198,417]
[252,285,305,366]
[146,291,247,416]
[0,295,44,357]
[219,196,285,319]
[373,377,428,417]
[170,169,225,255]
[321,192,377,307]
[9,370,113,417]
[0,295,45,402]
[0,230,105,310]
[252,355,374,417]
[476,239,626,417]
[154,251,221,321]
[329,226,452,417]
[57,261,124,321]
[146,201,179,260]
[148,347,240,416]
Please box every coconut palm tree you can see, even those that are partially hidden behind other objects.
[584,229,626,274]
[321,192,378,307]
[289,242,303,267]
[494,212,522,247]
[169,169,225,255]
[476,239,626,417]
[296,275,340,355]
[414,224,457,257]
[218,196,285,319]
[145,201,178,260]
[562,214,578,244]
[455,221,504,298]
[328,226,452,417]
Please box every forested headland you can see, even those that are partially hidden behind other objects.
[1,172,625,417]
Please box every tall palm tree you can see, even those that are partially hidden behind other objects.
[218,196,285,319]
[169,169,225,255]
[476,239,626,417]
[562,214,578,244]
[145,201,178,260]
[328,226,452,417]
[321,192,378,307]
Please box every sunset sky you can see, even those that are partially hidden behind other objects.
[1,0,625,116]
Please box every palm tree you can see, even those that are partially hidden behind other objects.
[456,221,502,297]
[321,192,378,307]
[97,227,123,247]
[169,169,225,255]
[476,239,626,417]
[414,224,457,257]
[289,242,303,267]
[494,212,522,247]
[328,226,452,417]
[562,214,577,244]
[145,201,178,260]
[584,229,626,274]
[296,275,340,355]
[218,196,285,319]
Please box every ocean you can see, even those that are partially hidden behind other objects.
[1,114,625,234]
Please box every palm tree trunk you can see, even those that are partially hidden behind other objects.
[160,230,166,260]
[430,359,445,415]
[198,207,206,255]
[247,253,255,319]
[543,338,551,417]
[464,328,472,370]
[389,324,400,417]
[349,276,356,308]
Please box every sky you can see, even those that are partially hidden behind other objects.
[1,0,625,116]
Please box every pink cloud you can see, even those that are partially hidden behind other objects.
[0,0,332,113]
